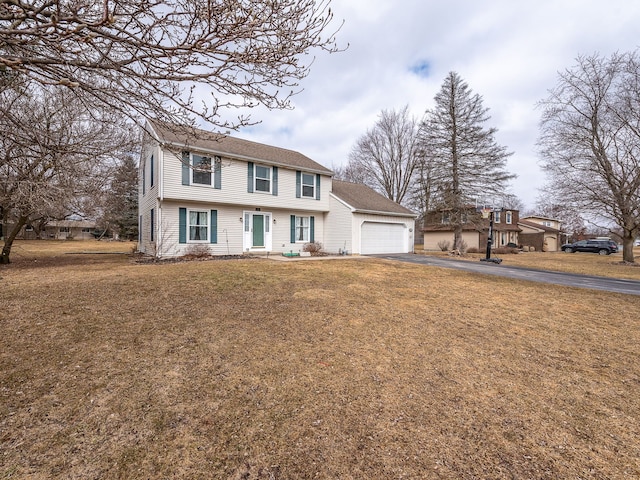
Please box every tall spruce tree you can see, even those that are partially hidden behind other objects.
[419,71,515,250]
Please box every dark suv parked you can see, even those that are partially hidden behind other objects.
[561,239,618,255]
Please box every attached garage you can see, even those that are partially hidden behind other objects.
[361,222,408,254]
[325,180,416,255]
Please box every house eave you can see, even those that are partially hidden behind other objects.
[353,208,416,218]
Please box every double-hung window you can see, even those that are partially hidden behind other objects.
[302,173,315,198]
[192,155,212,186]
[189,210,209,242]
[494,211,501,223]
[182,152,221,188]
[255,165,271,192]
[295,216,309,242]
[505,211,512,224]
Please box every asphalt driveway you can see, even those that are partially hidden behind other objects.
[373,253,640,296]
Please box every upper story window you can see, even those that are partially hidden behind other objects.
[441,213,450,224]
[505,211,512,224]
[543,221,552,227]
[247,162,278,195]
[182,152,221,189]
[302,173,315,198]
[494,211,501,223]
[255,165,271,193]
[296,170,320,200]
[192,155,212,185]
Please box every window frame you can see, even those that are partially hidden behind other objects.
[505,211,512,224]
[494,211,501,223]
[188,209,209,243]
[301,173,316,198]
[254,164,272,193]
[294,216,310,243]
[191,154,213,186]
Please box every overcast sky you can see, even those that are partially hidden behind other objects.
[213,0,640,210]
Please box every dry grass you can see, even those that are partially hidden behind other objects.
[1,241,639,479]
[417,246,640,280]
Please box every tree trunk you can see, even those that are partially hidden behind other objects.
[1,217,28,264]
[621,235,635,263]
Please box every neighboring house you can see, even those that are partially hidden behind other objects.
[326,180,415,255]
[0,219,96,240]
[518,216,564,252]
[44,220,96,240]
[422,207,521,250]
[138,122,415,257]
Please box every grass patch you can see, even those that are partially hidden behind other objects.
[1,241,639,478]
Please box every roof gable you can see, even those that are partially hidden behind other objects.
[148,121,332,174]
[331,180,415,217]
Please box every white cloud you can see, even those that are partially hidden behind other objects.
[201,0,640,209]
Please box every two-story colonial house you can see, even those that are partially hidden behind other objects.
[422,206,521,251]
[138,121,415,257]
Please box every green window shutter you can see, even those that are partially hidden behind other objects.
[295,171,301,198]
[310,216,315,242]
[290,215,296,243]
[210,210,217,244]
[247,162,254,193]
[150,155,154,187]
[272,166,278,196]
[179,208,187,243]
[182,151,190,185]
[214,157,221,189]
[315,175,321,200]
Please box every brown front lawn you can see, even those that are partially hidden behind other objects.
[1,242,639,479]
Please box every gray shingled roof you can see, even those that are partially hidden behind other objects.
[331,180,415,217]
[149,121,332,174]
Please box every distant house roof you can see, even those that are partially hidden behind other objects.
[148,121,332,175]
[518,219,560,233]
[331,180,415,217]
[522,215,560,223]
[46,220,95,228]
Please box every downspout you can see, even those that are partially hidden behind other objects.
[157,145,164,257]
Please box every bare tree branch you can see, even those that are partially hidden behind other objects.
[344,106,420,207]
[538,51,640,262]
[0,0,343,128]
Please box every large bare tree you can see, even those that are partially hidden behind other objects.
[419,71,515,250]
[538,51,640,262]
[0,84,137,263]
[0,0,342,128]
[344,106,421,206]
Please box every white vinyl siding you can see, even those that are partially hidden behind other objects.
[161,151,330,212]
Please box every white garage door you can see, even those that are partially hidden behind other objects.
[361,222,407,254]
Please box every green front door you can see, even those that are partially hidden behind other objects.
[252,214,264,247]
